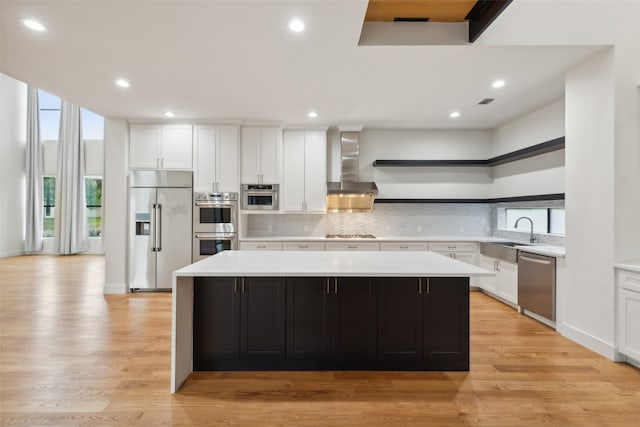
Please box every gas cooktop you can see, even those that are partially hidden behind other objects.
[325,234,377,239]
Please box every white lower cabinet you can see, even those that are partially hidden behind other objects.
[325,242,380,251]
[617,268,640,362]
[429,242,478,286]
[477,254,517,305]
[239,241,283,251]
[379,242,428,251]
[282,241,325,251]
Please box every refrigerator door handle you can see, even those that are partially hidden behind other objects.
[156,204,162,252]
[151,204,157,252]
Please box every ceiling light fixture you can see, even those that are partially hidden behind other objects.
[115,79,130,88]
[163,111,175,118]
[23,19,45,32]
[450,111,460,118]
[289,19,305,32]
[492,79,506,88]
[308,111,317,118]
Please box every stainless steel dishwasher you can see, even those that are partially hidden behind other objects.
[518,251,556,322]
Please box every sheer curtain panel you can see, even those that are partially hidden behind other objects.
[54,100,89,254]
[25,86,43,253]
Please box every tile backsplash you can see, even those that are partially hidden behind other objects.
[245,203,492,238]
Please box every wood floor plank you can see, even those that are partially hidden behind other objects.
[1,255,640,426]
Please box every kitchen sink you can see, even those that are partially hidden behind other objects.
[480,241,530,263]
[490,241,531,247]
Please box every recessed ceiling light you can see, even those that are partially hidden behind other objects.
[289,19,305,32]
[308,111,317,118]
[492,79,506,88]
[115,79,130,88]
[450,111,460,118]
[163,111,175,118]
[23,19,45,32]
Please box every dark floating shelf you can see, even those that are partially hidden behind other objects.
[374,193,565,204]
[373,137,565,168]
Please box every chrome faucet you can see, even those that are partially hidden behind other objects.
[514,216,538,244]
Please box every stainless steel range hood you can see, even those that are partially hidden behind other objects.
[326,131,378,212]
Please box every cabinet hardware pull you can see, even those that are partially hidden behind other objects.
[300,245,308,249]
[418,278,422,294]
[242,277,245,293]
[496,261,500,272]
[400,245,408,249]
[448,246,456,249]
[326,278,330,294]
[426,278,430,295]
[347,245,357,249]
[452,253,456,260]
[234,278,237,293]
[334,278,338,294]
[257,245,266,249]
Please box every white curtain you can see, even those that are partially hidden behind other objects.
[54,100,89,254]
[25,86,43,253]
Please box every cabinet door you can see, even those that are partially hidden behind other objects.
[303,131,327,212]
[241,127,261,183]
[259,127,281,183]
[286,277,331,360]
[380,242,428,251]
[331,277,378,362]
[193,125,216,192]
[240,277,286,360]
[282,131,305,211]
[423,277,469,366]
[161,125,193,169]
[130,124,161,168]
[497,260,518,304]
[378,278,423,360]
[239,241,283,250]
[618,288,640,361]
[216,125,239,192]
[325,242,380,251]
[477,255,498,294]
[193,277,240,369]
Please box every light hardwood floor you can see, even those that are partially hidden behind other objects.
[1,255,639,426]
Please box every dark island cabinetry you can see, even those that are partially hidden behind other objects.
[193,276,469,371]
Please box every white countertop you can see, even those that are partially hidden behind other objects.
[615,262,640,273]
[175,250,495,278]
[239,236,566,258]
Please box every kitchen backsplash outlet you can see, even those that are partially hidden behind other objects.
[246,203,492,238]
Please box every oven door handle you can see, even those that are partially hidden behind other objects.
[194,201,236,207]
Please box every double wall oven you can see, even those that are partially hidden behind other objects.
[193,192,238,262]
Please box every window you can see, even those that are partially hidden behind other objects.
[85,177,103,237]
[38,89,104,239]
[41,177,103,237]
[500,207,565,235]
[43,176,56,237]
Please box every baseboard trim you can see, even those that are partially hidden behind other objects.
[557,321,620,361]
[103,283,128,295]
[0,250,25,259]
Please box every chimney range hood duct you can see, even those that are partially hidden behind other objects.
[326,131,378,213]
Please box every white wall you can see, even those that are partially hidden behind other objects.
[563,49,617,357]
[0,74,27,258]
[491,100,566,198]
[331,129,494,199]
[103,119,129,294]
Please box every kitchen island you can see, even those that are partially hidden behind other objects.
[171,250,494,392]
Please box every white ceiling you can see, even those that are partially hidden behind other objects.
[1,0,603,129]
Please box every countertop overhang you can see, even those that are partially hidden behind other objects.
[174,250,495,278]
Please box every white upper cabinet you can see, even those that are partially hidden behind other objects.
[193,125,239,193]
[130,124,193,169]
[241,127,281,184]
[282,130,327,213]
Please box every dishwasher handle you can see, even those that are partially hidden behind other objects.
[520,254,552,265]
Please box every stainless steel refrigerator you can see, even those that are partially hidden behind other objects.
[129,170,192,290]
